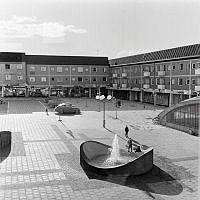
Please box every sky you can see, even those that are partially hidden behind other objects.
[0,0,199,59]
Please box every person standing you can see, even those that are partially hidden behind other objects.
[45,107,49,115]
[127,138,133,152]
[125,125,129,138]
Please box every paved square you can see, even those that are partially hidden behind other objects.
[0,99,199,199]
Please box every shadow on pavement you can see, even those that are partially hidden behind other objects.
[82,164,183,196]
[0,131,11,163]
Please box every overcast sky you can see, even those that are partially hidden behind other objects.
[0,0,199,59]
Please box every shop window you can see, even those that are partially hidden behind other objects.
[5,64,10,70]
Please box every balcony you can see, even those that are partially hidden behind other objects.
[143,84,150,89]
[112,84,117,88]
[195,68,200,75]
[121,73,127,77]
[157,71,165,76]
[157,85,165,90]
[143,71,150,76]
[112,74,117,78]
[121,84,127,88]
[195,85,200,91]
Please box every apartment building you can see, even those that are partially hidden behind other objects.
[0,52,27,97]
[108,44,200,106]
[0,53,109,97]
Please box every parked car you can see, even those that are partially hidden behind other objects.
[54,103,80,114]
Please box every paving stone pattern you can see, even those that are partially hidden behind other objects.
[0,100,199,200]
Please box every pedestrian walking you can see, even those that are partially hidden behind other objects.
[125,125,129,138]
[45,107,49,115]
[127,138,133,152]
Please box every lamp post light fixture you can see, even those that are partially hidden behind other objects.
[96,94,113,128]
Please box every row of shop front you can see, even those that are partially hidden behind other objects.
[0,85,108,98]
[107,88,198,107]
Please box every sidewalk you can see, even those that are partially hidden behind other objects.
[0,100,199,200]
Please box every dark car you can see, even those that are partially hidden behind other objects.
[54,103,80,114]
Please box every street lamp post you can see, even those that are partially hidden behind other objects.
[96,94,113,128]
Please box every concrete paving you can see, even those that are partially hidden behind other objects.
[0,98,199,200]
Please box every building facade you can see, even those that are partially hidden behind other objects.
[0,53,109,97]
[108,44,200,106]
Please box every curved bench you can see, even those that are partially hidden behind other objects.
[80,141,153,176]
[0,131,11,163]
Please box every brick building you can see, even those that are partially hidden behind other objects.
[108,44,200,106]
[0,53,109,97]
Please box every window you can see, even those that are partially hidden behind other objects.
[160,65,165,71]
[151,78,154,85]
[173,66,176,70]
[17,75,23,80]
[192,79,196,85]
[192,64,196,69]
[168,65,171,71]
[78,67,83,72]
[150,66,154,72]
[156,78,160,85]
[103,77,107,82]
[93,67,97,72]
[178,78,183,86]
[66,78,68,80]
[78,77,83,82]
[41,77,46,82]
[103,68,107,72]
[51,67,54,71]
[160,78,165,85]
[85,68,89,72]
[93,77,97,82]
[57,66,62,72]
[30,77,35,82]
[156,65,160,71]
[5,74,11,80]
[171,78,175,85]
[72,77,75,81]
[17,64,23,70]
[57,77,63,82]
[5,64,10,70]
[72,68,75,71]
[65,67,68,71]
[134,66,138,73]
[30,66,35,71]
[180,64,183,70]
[186,79,190,85]
[41,66,46,71]
[52,78,54,81]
